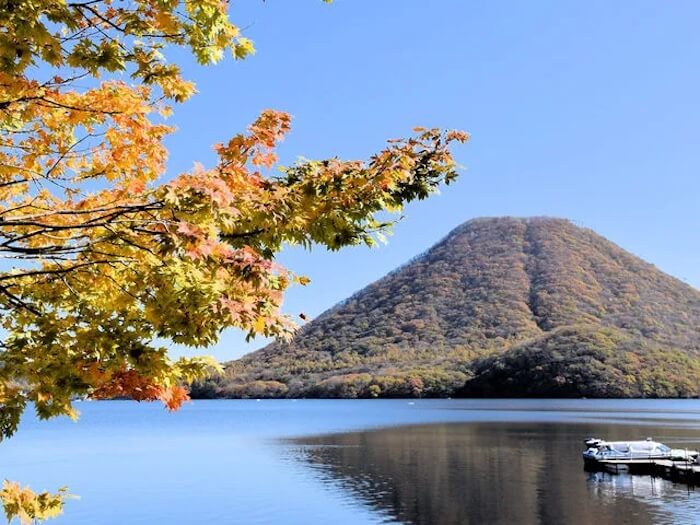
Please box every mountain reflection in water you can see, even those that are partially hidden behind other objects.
[291,422,700,525]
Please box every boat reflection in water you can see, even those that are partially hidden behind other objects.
[587,470,671,500]
[290,422,700,525]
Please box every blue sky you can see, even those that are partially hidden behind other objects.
[165,1,700,361]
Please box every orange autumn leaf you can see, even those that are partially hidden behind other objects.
[159,386,191,412]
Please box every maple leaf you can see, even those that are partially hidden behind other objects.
[159,386,191,412]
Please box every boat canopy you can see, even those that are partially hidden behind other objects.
[603,441,671,454]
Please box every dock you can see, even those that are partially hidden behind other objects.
[588,458,700,485]
[653,459,700,484]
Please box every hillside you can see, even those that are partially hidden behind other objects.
[192,217,700,398]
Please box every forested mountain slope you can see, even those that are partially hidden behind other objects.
[192,217,700,398]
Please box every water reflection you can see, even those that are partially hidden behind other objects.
[291,422,700,525]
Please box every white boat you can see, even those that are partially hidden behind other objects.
[582,437,698,468]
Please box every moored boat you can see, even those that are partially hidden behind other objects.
[582,437,698,470]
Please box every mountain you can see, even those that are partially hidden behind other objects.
[192,217,700,398]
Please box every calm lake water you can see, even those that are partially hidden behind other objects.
[3,399,700,524]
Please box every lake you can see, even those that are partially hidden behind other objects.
[3,399,700,524]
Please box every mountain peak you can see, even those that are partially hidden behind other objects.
[193,217,700,399]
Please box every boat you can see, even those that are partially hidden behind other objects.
[582,437,698,470]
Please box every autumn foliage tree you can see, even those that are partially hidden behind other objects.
[0,1,466,521]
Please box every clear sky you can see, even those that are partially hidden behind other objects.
[165,0,700,361]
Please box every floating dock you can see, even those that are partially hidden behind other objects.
[587,459,700,485]
[653,459,700,484]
